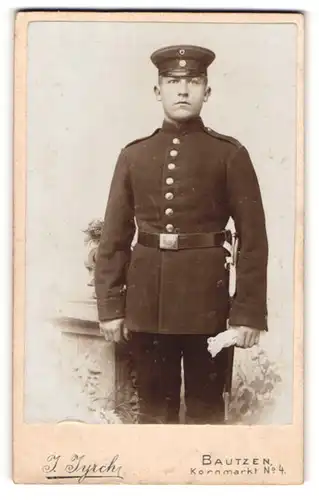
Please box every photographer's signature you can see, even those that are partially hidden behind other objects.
[42,453,123,483]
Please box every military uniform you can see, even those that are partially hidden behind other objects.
[95,45,268,424]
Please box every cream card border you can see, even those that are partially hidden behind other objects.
[13,11,304,485]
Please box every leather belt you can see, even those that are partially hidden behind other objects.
[138,230,231,251]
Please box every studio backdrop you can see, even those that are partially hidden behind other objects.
[25,20,297,424]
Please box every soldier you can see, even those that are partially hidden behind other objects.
[95,45,268,424]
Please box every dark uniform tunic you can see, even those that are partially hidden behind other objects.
[95,116,268,334]
[95,116,268,424]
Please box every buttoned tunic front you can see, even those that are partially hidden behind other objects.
[95,117,268,335]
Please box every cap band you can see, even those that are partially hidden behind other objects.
[157,58,207,76]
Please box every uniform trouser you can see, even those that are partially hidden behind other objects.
[129,332,229,425]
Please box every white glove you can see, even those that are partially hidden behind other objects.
[207,328,239,358]
[207,326,260,358]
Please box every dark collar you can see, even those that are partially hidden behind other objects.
[161,116,205,135]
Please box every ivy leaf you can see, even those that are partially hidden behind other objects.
[266,369,275,380]
[242,388,253,404]
[264,382,274,392]
[259,384,268,395]
[250,377,263,391]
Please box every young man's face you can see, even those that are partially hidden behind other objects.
[154,74,211,123]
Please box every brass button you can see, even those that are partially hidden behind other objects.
[166,224,174,233]
[168,163,176,170]
[170,150,178,157]
[165,192,174,200]
[165,208,174,216]
[166,177,174,185]
[172,138,180,145]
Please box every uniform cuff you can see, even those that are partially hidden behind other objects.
[96,296,126,322]
[229,304,268,331]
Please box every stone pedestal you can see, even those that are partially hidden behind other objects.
[53,298,137,424]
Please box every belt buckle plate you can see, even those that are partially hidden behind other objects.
[159,233,179,250]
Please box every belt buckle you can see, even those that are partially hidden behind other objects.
[159,233,179,250]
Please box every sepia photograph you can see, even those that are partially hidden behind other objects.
[13,10,303,484]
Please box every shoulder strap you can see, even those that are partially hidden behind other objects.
[204,126,242,148]
[124,128,160,149]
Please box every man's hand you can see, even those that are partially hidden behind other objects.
[233,325,260,349]
[99,318,130,343]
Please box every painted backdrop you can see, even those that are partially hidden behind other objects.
[25,21,297,424]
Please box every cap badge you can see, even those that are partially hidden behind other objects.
[179,49,185,55]
[179,59,187,67]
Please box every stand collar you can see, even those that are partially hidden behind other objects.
[161,116,205,135]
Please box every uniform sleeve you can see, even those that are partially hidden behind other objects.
[226,145,268,331]
[94,149,135,321]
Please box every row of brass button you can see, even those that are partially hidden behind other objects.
[165,138,180,233]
